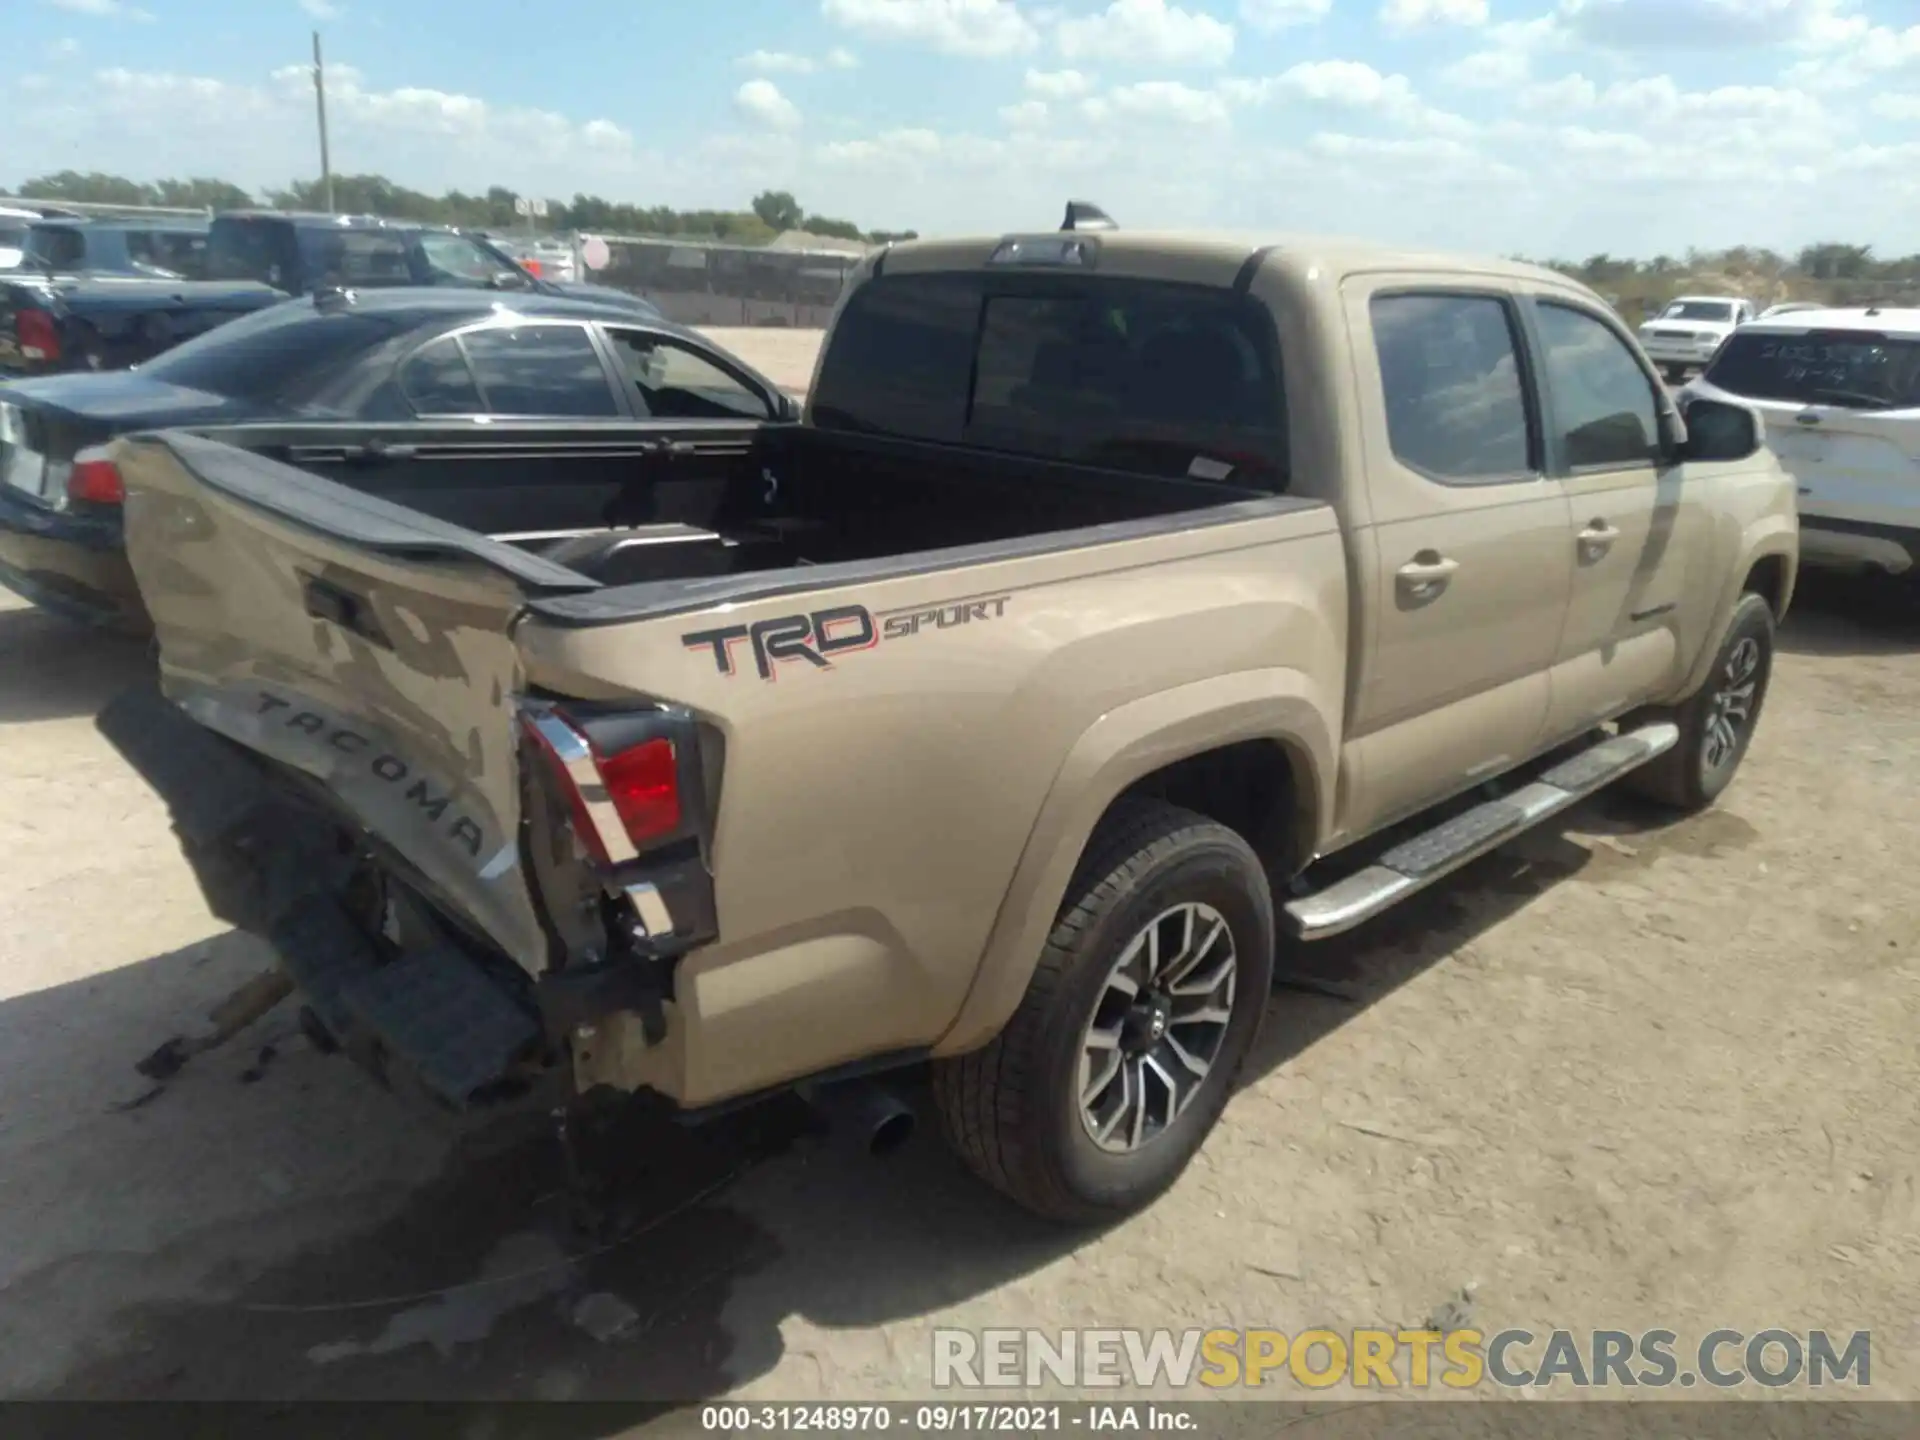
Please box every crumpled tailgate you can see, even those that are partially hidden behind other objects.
[112,428,598,975]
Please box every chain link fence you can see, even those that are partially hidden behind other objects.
[575,235,866,328]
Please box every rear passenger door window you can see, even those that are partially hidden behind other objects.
[399,336,485,416]
[1369,293,1535,484]
[1532,303,1661,471]
[457,325,622,418]
[604,329,774,420]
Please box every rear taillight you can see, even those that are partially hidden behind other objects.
[16,309,59,363]
[520,709,682,866]
[522,259,543,278]
[67,447,125,506]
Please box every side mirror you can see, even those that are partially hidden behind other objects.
[1677,396,1762,463]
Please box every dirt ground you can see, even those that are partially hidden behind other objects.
[1,347,1916,1414]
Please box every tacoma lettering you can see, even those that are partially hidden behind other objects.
[253,691,485,859]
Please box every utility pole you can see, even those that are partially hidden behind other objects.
[312,30,335,213]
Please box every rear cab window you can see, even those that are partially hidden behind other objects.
[1704,329,1920,412]
[810,271,1288,490]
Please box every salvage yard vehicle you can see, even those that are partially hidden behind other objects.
[0,288,792,629]
[97,211,1797,1223]
[0,211,663,380]
[1682,305,1920,581]
[1639,294,1757,384]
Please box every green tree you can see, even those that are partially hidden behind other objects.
[751,189,804,232]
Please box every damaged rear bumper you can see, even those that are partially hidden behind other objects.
[96,683,707,1113]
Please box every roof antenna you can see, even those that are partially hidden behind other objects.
[1061,200,1117,233]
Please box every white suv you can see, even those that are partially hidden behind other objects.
[1682,306,1920,578]
[1639,295,1756,383]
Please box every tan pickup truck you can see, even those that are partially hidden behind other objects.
[98,212,1798,1223]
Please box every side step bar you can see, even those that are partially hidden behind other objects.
[1284,721,1680,941]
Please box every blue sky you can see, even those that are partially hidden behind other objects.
[12,0,1920,258]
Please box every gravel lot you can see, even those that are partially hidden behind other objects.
[1,331,1915,1412]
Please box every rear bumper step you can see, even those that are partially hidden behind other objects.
[1284,721,1680,940]
[99,684,543,1110]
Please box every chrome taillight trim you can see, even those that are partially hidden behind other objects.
[524,710,639,865]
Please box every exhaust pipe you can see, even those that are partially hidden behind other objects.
[798,1076,917,1157]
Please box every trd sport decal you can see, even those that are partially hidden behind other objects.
[683,593,1012,681]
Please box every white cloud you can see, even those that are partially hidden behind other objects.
[1094,79,1231,125]
[1517,72,1598,110]
[1000,98,1050,126]
[1870,93,1920,121]
[820,0,1040,57]
[47,36,82,57]
[46,0,154,20]
[1025,67,1094,97]
[1786,17,1920,89]
[734,78,802,130]
[1556,0,1860,50]
[737,46,862,73]
[1380,0,1487,33]
[1055,0,1236,68]
[738,50,818,72]
[299,0,344,19]
[1239,0,1329,29]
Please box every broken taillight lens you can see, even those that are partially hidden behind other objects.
[520,709,681,866]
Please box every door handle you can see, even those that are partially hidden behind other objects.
[1396,552,1459,601]
[1577,520,1619,560]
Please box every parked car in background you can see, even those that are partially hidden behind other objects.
[482,233,581,284]
[18,216,211,279]
[1758,301,1824,322]
[0,287,790,628]
[91,217,1792,1222]
[0,208,41,272]
[0,211,663,379]
[1639,295,1757,383]
[1682,306,1920,581]
[206,212,645,314]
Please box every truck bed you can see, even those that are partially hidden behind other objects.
[106,422,1344,1110]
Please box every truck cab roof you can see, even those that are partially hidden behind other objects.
[880,227,1577,293]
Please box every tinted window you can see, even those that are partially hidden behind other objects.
[460,325,619,417]
[304,230,414,287]
[415,231,523,287]
[607,331,772,420]
[1660,300,1736,323]
[812,274,1286,485]
[811,273,981,444]
[136,303,404,402]
[206,219,301,286]
[27,227,85,270]
[400,336,485,414]
[1704,331,1920,412]
[125,230,207,279]
[1535,303,1660,469]
[1371,293,1532,483]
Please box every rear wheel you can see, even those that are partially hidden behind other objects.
[1624,592,1775,812]
[932,800,1275,1224]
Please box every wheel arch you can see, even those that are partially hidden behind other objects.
[931,667,1337,1059]
[1675,525,1796,702]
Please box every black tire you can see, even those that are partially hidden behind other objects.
[1623,592,1775,812]
[931,799,1275,1224]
